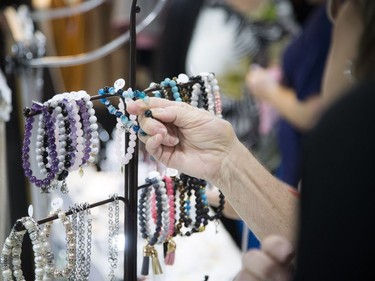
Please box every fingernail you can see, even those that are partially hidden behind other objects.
[170,137,179,146]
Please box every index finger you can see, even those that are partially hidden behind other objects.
[126,97,179,115]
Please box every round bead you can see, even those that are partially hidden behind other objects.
[2,268,12,278]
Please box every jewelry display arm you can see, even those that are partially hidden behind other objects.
[13,196,127,232]
[25,0,167,68]
[30,0,106,21]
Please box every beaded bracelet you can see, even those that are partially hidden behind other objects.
[98,86,140,134]
[201,73,215,114]
[76,99,92,167]
[27,216,55,280]
[148,82,162,98]
[163,175,177,266]
[0,216,55,280]
[108,194,120,280]
[70,203,93,280]
[82,92,99,166]
[164,175,176,239]
[49,91,99,175]
[189,75,205,108]
[55,97,78,173]
[139,171,169,275]
[139,184,157,276]
[177,174,209,236]
[160,77,182,102]
[34,109,49,182]
[22,102,59,192]
[115,98,138,167]
[1,226,25,280]
[208,188,226,222]
[174,176,188,236]
[54,100,75,193]
[70,97,85,172]
[43,209,76,278]
[207,72,223,117]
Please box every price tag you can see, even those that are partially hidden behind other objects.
[148,170,160,180]
[51,197,63,211]
[177,73,189,83]
[28,204,33,217]
[0,69,12,122]
[166,168,178,177]
[114,78,126,90]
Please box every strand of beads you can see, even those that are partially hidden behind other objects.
[83,92,99,166]
[22,102,59,192]
[177,73,193,103]
[76,97,92,167]
[139,171,170,276]
[207,72,223,117]
[67,91,99,171]
[200,72,215,114]
[1,226,25,280]
[186,175,209,233]
[58,98,79,193]
[107,194,120,280]
[163,175,177,266]
[43,209,76,278]
[160,77,182,102]
[22,91,99,193]
[53,99,75,193]
[115,98,138,167]
[189,75,206,108]
[70,96,85,172]
[68,203,93,280]
[10,217,54,280]
[98,85,140,133]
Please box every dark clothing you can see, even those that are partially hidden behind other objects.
[295,80,375,280]
[277,5,332,187]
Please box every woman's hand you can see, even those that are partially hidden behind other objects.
[246,64,279,102]
[234,235,295,281]
[126,98,239,184]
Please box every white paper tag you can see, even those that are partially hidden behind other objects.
[177,73,189,83]
[28,204,34,217]
[114,78,126,90]
[51,197,63,211]
[166,168,178,177]
[148,170,160,180]
[0,70,12,122]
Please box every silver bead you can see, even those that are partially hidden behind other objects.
[2,268,12,278]
[13,268,23,277]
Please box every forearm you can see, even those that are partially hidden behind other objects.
[269,86,322,131]
[214,140,299,243]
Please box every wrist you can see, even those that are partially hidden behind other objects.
[213,138,250,189]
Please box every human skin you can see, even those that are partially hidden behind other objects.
[321,0,362,105]
[126,98,299,243]
[126,0,361,257]
[246,65,324,131]
[233,1,364,280]
[233,235,295,281]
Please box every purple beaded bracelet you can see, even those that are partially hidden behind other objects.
[22,102,59,191]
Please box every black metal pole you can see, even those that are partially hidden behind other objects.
[124,1,139,280]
